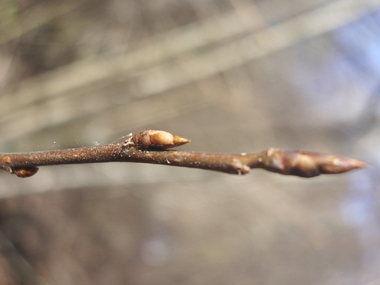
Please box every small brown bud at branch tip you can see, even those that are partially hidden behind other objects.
[262,148,367,178]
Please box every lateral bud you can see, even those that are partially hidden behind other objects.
[131,130,190,149]
[13,167,39,178]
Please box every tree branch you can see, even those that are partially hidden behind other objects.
[0,130,367,178]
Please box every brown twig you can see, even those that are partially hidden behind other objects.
[0,130,367,178]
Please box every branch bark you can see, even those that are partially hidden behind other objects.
[0,131,367,178]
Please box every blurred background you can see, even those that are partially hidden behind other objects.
[0,0,379,284]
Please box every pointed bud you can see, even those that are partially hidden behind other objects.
[262,148,367,177]
[131,130,190,149]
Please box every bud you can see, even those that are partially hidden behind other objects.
[131,130,190,149]
[13,167,39,178]
[261,148,367,177]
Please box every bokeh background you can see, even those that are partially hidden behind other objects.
[0,0,379,284]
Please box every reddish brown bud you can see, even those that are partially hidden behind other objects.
[131,130,190,149]
[13,167,39,178]
[261,148,367,178]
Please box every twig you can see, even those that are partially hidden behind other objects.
[0,130,367,178]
